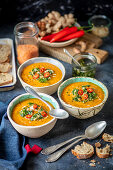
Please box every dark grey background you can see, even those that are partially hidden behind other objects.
[0,0,113,23]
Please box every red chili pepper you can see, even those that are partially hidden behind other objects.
[57,30,85,42]
[82,94,88,100]
[40,67,45,73]
[33,104,38,109]
[41,111,47,117]
[41,27,69,41]
[33,73,39,79]
[41,32,57,41]
[78,89,84,96]
[25,115,32,119]
[50,26,78,43]
[44,72,50,78]
[87,88,93,93]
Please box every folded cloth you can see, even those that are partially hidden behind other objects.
[0,102,27,170]
[25,144,42,154]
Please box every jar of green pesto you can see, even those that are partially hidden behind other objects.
[72,52,97,78]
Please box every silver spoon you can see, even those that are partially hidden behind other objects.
[42,120,106,155]
[63,48,81,66]
[25,86,69,119]
[44,121,106,162]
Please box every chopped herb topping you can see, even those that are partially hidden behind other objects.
[72,85,97,103]
[30,113,43,121]
[20,108,32,117]
[28,102,34,106]
[72,59,96,78]
[19,102,48,121]
[29,67,54,83]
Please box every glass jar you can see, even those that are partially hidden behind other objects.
[14,22,39,65]
[72,52,97,78]
[88,15,112,38]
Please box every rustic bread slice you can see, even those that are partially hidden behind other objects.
[5,57,10,63]
[102,133,113,143]
[0,63,12,73]
[0,44,11,63]
[96,144,110,158]
[71,142,94,159]
[0,73,13,86]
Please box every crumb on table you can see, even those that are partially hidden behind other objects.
[90,160,96,163]
[89,163,96,167]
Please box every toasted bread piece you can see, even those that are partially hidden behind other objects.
[86,48,109,64]
[96,144,110,158]
[0,63,12,73]
[102,133,113,143]
[71,142,94,159]
[0,44,11,63]
[0,73,13,86]
[5,57,10,63]
[95,142,101,148]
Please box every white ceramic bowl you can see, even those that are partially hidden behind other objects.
[7,93,60,138]
[58,77,108,119]
[18,57,65,95]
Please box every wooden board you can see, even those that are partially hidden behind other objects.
[39,33,104,64]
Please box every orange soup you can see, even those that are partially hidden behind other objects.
[61,82,104,108]
[21,63,62,87]
[12,98,53,126]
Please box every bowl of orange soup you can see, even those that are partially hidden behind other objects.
[58,77,108,119]
[18,57,65,95]
[7,93,60,138]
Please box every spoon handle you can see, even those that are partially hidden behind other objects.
[41,135,84,155]
[63,48,80,66]
[25,86,52,109]
[46,137,86,162]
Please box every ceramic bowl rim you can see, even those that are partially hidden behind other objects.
[58,77,108,110]
[7,93,60,128]
[17,57,65,89]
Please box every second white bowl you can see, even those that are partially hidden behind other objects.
[18,57,65,95]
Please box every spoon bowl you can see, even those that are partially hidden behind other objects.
[85,121,106,139]
[49,109,69,119]
[25,86,69,119]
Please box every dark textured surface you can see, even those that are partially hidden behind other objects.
[0,0,113,23]
[0,23,113,170]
